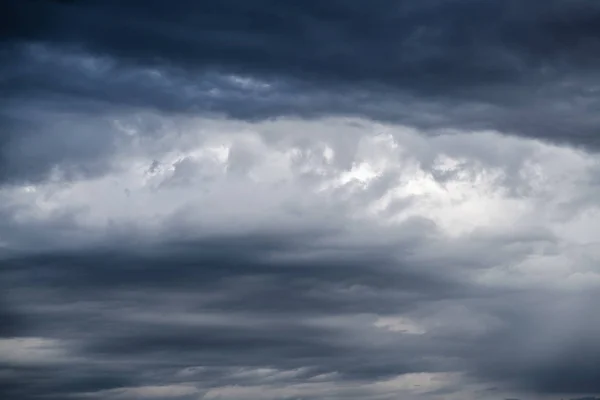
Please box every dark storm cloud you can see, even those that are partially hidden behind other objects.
[1,365,135,400]
[0,232,467,399]
[4,0,600,91]
[0,299,27,338]
[0,230,468,319]
[2,0,600,154]
[3,228,600,398]
[466,291,600,394]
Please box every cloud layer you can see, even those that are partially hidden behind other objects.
[2,1,600,399]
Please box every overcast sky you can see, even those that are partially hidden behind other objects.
[2,1,600,399]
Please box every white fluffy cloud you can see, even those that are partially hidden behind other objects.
[3,115,600,292]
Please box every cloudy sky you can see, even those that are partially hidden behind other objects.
[2,1,600,399]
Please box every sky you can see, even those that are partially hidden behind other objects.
[1,1,600,399]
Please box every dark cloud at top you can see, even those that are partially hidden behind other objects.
[5,0,600,89]
[2,0,600,151]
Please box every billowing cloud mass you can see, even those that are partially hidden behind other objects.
[1,1,600,400]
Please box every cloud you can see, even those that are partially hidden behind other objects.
[2,0,600,158]
[1,114,600,399]
[2,2,600,399]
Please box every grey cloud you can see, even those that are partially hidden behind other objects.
[5,0,600,91]
[0,100,124,185]
[0,300,27,338]
[3,1,600,399]
[2,220,599,398]
[0,233,456,398]
[0,367,135,400]
[2,0,600,163]
[466,291,600,394]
